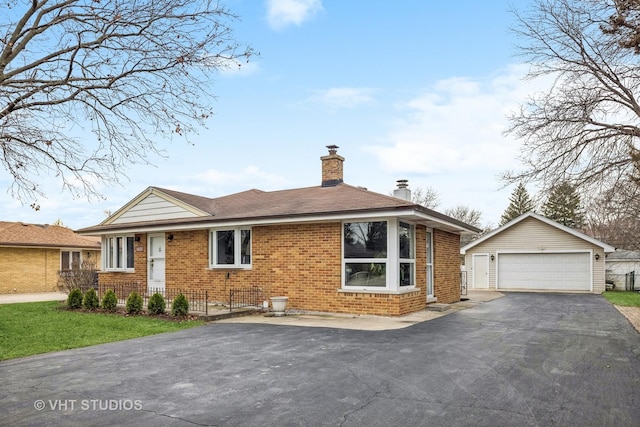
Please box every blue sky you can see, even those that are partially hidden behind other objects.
[1,0,543,230]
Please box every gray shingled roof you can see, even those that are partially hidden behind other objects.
[78,183,481,234]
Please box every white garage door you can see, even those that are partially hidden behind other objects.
[497,253,591,291]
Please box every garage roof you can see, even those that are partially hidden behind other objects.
[460,212,615,254]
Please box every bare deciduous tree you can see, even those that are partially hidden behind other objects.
[57,259,98,293]
[584,180,640,249]
[1,0,254,205]
[444,205,492,247]
[504,0,640,193]
[411,186,441,209]
[445,205,483,229]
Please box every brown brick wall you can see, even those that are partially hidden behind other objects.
[321,154,344,184]
[97,223,461,315]
[0,247,100,294]
[433,229,461,304]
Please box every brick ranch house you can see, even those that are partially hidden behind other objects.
[0,222,101,294]
[78,147,480,316]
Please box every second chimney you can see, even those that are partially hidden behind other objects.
[393,179,412,201]
[321,145,344,187]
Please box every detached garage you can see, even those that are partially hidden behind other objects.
[461,212,615,293]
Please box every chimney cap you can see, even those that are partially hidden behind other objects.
[326,145,339,155]
[396,179,409,189]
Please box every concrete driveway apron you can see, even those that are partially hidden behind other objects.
[1,293,639,426]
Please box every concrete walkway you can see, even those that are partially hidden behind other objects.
[0,292,67,304]
[215,290,504,330]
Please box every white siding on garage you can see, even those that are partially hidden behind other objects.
[497,252,591,291]
[111,194,200,224]
[464,217,606,293]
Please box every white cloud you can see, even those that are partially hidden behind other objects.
[266,0,323,30]
[179,166,289,196]
[360,64,554,226]
[308,87,377,109]
[218,60,260,77]
[368,65,540,176]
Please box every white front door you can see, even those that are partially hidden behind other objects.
[147,234,166,293]
[473,254,490,289]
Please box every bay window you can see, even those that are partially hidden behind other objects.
[399,222,415,286]
[343,221,388,288]
[210,228,252,268]
[342,219,416,291]
[104,235,135,271]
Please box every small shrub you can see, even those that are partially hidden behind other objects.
[148,292,166,315]
[83,287,99,310]
[171,293,189,317]
[101,289,118,312]
[67,288,83,309]
[125,291,143,314]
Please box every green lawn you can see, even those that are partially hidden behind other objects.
[603,291,640,307]
[0,301,204,361]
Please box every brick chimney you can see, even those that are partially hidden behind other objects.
[321,145,344,187]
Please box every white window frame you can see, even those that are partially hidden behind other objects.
[341,218,418,292]
[60,250,82,271]
[426,229,435,300]
[103,235,135,272]
[209,227,252,269]
[398,221,416,288]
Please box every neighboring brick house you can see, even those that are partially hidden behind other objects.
[78,147,480,316]
[0,222,101,294]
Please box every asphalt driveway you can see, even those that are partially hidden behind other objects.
[1,293,639,426]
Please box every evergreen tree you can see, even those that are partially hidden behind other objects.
[542,181,584,228]
[500,183,535,225]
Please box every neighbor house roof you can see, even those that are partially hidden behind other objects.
[0,222,101,249]
[78,184,483,235]
[460,212,616,254]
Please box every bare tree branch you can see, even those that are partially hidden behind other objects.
[0,0,255,204]
[411,186,441,209]
[504,0,640,194]
[583,178,640,249]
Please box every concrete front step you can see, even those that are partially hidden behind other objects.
[426,303,451,312]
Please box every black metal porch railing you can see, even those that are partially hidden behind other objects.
[228,286,264,312]
[97,282,209,314]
